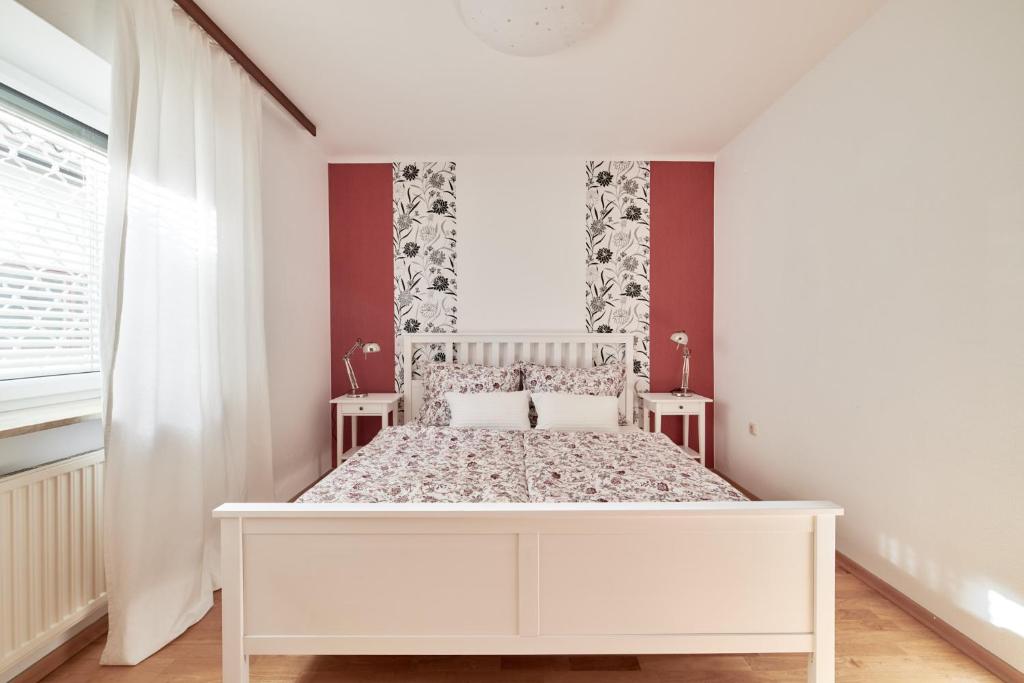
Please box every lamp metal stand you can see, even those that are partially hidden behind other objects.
[671,346,693,397]
[343,339,369,398]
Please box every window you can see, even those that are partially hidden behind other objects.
[0,84,107,407]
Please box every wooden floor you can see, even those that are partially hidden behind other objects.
[42,567,998,683]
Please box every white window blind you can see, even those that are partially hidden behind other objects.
[0,97,107,382]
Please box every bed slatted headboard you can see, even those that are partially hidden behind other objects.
[402,333,636,424]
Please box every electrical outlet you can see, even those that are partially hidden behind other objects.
[748,422,759,436]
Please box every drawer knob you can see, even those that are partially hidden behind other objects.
[678,406,685,410]
[358,406,364,411]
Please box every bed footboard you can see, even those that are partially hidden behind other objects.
[214,501,843,683]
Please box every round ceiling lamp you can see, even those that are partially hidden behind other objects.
[457,0,612,57]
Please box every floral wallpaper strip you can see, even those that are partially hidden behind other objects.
[393,161,457,392]
[585,160,651,413]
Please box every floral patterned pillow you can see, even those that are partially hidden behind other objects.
[520,362,628,425]
[415,363,523,426]
[520,362,626,398]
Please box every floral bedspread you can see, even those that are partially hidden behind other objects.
[523,430,747,503]
[298,425,529,503]
[298,426,746,504]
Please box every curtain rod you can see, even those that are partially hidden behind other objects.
[171,0,317,136]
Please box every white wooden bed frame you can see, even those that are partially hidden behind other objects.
[400,333,638,422]
[214,333,843,682]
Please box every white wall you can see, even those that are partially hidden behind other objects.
[5,0,110,130]
[714,0,1024,671]
[458,156,585,332]
[261,102,332,500]
[13,0,113,62]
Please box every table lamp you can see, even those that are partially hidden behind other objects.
[342,338,380,398]
[670,331,692,397]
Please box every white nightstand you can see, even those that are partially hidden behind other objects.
[640,393,713,467]
[330,393,401,465]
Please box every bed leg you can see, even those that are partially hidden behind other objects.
[809,514,836,683]
[225,651,249,683]
[221,517,249,682]
[808,651,831,683]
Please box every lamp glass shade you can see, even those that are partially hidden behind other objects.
[670,331,688,346]
[457,0,611,57]
[362,342,381,353]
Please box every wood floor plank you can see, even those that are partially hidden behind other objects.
[40,569,1002,683]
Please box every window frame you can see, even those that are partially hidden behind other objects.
[0,83,107,413]
[0,372,101,413]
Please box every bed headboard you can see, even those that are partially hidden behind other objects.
[401,332,636,424]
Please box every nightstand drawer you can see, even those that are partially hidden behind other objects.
[653,403,702,415]
[340,403,381,415]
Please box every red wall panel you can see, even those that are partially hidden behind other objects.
[649,161,715,466]
[329,164,394,461]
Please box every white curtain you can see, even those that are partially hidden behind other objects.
[100,0,275,665]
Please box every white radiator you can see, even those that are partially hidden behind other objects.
[0,450,106,673]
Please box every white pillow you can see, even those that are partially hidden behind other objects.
[445,390,531,430]
[532,392,620,433]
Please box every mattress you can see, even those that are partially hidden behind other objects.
[298,425,746,504]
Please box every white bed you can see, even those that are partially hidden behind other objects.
[214,333,843,682]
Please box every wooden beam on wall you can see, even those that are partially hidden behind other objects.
[171,0,317,137]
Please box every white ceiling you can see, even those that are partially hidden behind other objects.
[198,0,884,159]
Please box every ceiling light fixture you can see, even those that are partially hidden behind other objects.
[456,0,612,57]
